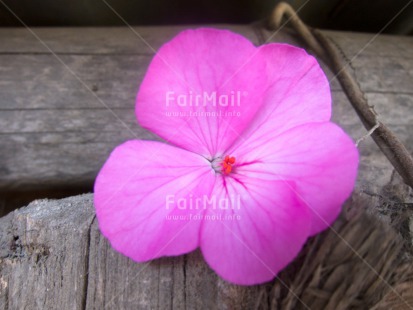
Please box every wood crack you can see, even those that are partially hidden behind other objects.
[4,283,8,310]
[81,215,96,310]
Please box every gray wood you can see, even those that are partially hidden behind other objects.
[262,29,413,194]
[0,25,261,54]
[1,24,413,309]
[0,194,266,309]
[0,26,260,196]
[1,188,411,309]
[0,26,412,199]
[0,194,95,309]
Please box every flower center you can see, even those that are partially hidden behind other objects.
[211,155,236,175]
[222,155,236,174]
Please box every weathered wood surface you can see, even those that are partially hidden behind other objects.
[0,194,264,309]
[1,25,413,216]
[1,187,412,309]
[1,25,413,309]
[0,25,261,215]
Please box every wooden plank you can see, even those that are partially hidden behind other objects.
[1,25,413,309]
[0,26,299,203]
[330,90,413,193]
[2,91,409,194]
[0,107,158,192]
[0,25,262,54]
[263,30,413,93]
[1,188,412,309]
[0,194,95,309]
[261,27,413,194]
[0,54,151,110]
[0,194,265,309]
[0,25,412,213]
[350,56,413,93]
[322,30,413,59]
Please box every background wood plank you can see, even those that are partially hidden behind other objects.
[262,27,413,192]
[0,25,261,54]
[0,25,291,214]
[1,25,413,309]
[0,25,412,216]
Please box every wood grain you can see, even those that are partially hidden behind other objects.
[0,194,266,309]
[1,188,412,309]
[0,26,412,201]
[1,24,413,309]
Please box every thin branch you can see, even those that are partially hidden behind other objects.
[268,2,413,189]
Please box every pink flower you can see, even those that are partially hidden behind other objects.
[94,28,358,285]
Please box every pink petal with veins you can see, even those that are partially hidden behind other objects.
[232,122,358,235]
[94,140,215,261]
[200,176,310,285]
[136,28,268,157]
[229,43,331,151]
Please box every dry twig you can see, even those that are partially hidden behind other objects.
[268,2,413,189]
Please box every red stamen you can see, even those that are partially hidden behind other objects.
[222,155,236,175]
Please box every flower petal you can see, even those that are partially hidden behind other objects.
[136,28,268,157]
[232,122,359,235]
[94,140,215,261]
[200,175,310,285]
[227,43,331,153]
